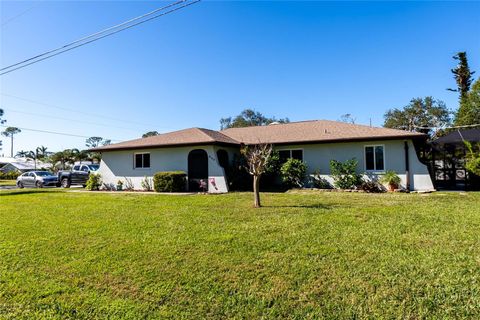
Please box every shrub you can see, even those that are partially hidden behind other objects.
[85,173,102,191]
[380,170,401,189]
[329,159,363,189]
[153,171,187,192]
[465,141,480,176]
[141,176,154,191]
[0,171,20,180]
[280,158,307,188]
[359,180,384,193]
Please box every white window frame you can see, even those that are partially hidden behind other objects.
[364,144,385,172]
[133,152,151,169]
[277,148,304,161]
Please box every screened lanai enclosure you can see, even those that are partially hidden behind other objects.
[430,129,480,191]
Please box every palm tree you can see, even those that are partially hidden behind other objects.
[16,150,30,158]
[36,146,50,160]
[1,127,21,157]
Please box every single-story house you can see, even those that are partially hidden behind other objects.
[92,120,435,192]
[0,157,52,174]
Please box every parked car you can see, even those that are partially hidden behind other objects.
[58,164,100,188]
[16,171,59,188]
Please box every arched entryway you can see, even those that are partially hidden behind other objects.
[188,149,208,191]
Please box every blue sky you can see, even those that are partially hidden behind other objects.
[1,1,479,155]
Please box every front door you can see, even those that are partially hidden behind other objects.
[188,149,208,191]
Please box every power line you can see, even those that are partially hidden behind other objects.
[2,93,168,129]
[0,0,201,75]
[0,124,121,141]
[1,3,39,28]
[2,107,143,132]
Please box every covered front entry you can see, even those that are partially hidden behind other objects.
[188,149,208,191]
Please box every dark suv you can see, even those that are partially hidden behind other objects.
[58,164,100,188]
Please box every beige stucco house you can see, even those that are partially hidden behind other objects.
[92,120,434,192]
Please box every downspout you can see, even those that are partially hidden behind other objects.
[404,141,410,191]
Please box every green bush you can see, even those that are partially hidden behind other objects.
[0,171,21,180]
[85,173,102,191]
[153,171,187,192]
[280,158,307,188]
[380,170,401,188]
[329,159,363,189]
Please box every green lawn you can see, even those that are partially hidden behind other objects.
[0,179,16,186]
[1,190,479,319]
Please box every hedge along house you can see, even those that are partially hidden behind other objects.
[91,120,435,193]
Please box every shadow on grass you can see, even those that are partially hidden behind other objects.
[0,189,62,197]
[263,203,332,209]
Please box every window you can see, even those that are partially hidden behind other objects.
[81,166,89,172]
[134,153,150,169]
[278,149,303,163]
[365,145,384,171]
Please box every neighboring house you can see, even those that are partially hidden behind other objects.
[0,157,51,174]
[92,120,435,193]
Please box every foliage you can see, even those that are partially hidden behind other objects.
[359,180,384,193]
[339,113,356,124]
[280,158,307,188]
[226,154,251,191]
[85,136,111,149]
[241,143,273,207]
[380,170,401,187]
[2,191,480,318]
[1,127,21,156]
[85,173,102,191]
[0,108,4,151]
[153,171,187,192]
[329,159,363,189]
[0,171,20,180]
[464,141,480,176]
[383,97,451,137]
[141,176,154,191]
[142,131,159,138]
[455,79,480,126]
[448,52,475,98]
[220,109,289,130]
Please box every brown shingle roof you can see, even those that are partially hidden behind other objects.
[221,120,425,145]
[91,127,239,151]
[92,120,426,151]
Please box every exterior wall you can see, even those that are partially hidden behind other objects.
[98,139,434,193]
[98,145,231,193]
[275,139,434,191]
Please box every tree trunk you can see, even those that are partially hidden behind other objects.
[253,175,261,208]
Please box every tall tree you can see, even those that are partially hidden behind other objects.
[241,143,273,208]
[383,97,451,137]
[455,78,480,126]
[220,109,289,130]
[85,136,111,149]
[142,131,159,138]
[339,113,356,124]
[448,52,475,99]
[448,52,477,126]
[1,127,21,157]
[0,109,5,152]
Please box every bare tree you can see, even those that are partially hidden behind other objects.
[241,143,273,208]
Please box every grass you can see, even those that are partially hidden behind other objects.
[0,179,16,186]
[0,190,479,319]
